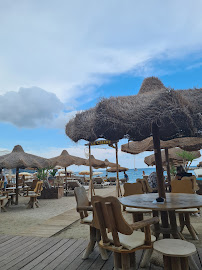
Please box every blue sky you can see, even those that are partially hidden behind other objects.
[0,1,202,168]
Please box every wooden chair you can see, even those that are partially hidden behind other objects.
[123,182,152,225]
[92,195,159,270]
[136,178,154,193]
[181,176,199,192]
[171,179,200,240]
[0,180,13,207]
[26,181,43,209]
[74,187,108,260]
[65,180,89,196]
[0,181,4,195]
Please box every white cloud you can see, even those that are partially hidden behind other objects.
[0,0,202,102]
[0,87,75,128]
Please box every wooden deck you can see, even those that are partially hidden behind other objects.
[0,235,201,269]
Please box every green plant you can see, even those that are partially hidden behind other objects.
[49,169,57,177]
[176,150,197,171]
[37,168,48,180]
[170,164,176,175]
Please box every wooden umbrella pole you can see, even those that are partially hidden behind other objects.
[65,166,67,176]
[15,167,19,205]
[115,142,122,197]
[165,148,171,183]
[88,144,94,200]
[152,123,166,199]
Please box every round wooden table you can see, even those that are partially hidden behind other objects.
[119,193,202,239]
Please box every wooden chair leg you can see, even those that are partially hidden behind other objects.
[114,252,122,270]
[95,229,108,260]
[0,200,7,212]
[121,253,131,270]
[82,226,96,259]
[184,213,199,240]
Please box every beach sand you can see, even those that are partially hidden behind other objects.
[0,186,116,235]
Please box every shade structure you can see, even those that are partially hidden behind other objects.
[49,150,87,167]
[66,77,202,231]
[121,137,202,154]
[104,159,117,168]
[66,77,202,143]
[0,145,50,204]
[107,166,128,172]
[85,155,116,169]
[144,147,201,166]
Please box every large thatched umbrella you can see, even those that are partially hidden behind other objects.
[66,77,202,232]
[144,147,201,166]
[66,77,202,197]
[121,137,202,181]
[49,150,87,175]
[0,145,50,204]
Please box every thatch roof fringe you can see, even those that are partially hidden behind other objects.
[66,77,202,142]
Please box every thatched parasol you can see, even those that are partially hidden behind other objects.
[107,166,128,172]
[121,136,202,182]
[144,148,201,166]
[0,145,50,204]
[66,75,202,236]
[66,77,202,143]
[85,155,107,169]
[121,137,202,154]
[49,150,87,168]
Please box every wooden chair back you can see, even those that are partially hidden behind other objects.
[136,178,153,193]
[181,176,199,192]
[74,186,91,219]
[123,182,143,196]
[34,181,43,195]
[92,196,133,247]
[171,179,194,194]
[31,179,38,190]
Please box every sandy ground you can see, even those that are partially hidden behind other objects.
[0,186,116,235]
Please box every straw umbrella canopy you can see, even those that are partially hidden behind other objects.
[121,137,202,154]
[107,166,128,172]
[121,136,202,182]
[144,148,201,166]
[0,145,50,204]
[49,150,87,168]
[66,77,202,197]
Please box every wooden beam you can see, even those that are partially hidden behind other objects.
[115,142,122,197]
[16,167,19,205]
[165,148,171,183]
[152,123,166,199]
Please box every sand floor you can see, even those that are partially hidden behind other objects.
[0,186,116,235]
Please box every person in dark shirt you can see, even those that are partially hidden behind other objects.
[124,171,129,182]
[176,165,192,180]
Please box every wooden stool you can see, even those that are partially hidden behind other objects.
[153,239,199,270]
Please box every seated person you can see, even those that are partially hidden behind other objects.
[148,171,158,189]
[176,165,192,180]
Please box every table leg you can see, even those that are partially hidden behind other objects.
[168,210,181,239]
[160,211,170,238]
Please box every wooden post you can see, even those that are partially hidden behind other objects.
[115,142,121,197]
[152,123,166,199]
[165,148,171,183]
[16,167,19,205]
[65,166,67,176]
[88,144,94,200]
